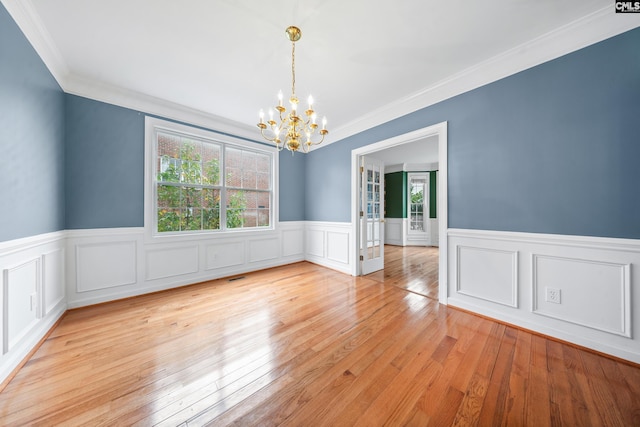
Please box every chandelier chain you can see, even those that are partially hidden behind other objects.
[291,41,296,96]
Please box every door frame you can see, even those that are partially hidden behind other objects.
[350,121,448,305]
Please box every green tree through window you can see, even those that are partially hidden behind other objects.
[155,131,271,234]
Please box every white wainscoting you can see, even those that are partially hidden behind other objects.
[385,218,439,247]
[0,231,66,385]
[305,222,353,274]
[448,228,640,363]
[4,223,639,385]
[456,245,518,308]
[385,218,405,246]
[66,222,306,308]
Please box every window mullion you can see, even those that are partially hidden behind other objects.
[150,117,273,236]
[220,148,227,231]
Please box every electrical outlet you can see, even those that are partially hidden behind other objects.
[545,287,561,304]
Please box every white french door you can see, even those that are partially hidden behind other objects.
[359,156,385,275]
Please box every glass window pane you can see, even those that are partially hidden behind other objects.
[243,170,257,189]
[202,188,220,209]
[203,208,220,230]
[227,189,247,229]
[257,192,270,209]
[257,172,270,190]
[158,208,181,232]
[157,185,181,208]
[258,209,270,227]
[181,208,202,231]
[154,122,272,234]
[202,143,221,185]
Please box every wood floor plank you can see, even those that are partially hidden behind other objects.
[1,246,639,426]
[526,334,552,425]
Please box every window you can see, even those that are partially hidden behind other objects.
[146,117,276,237]
[408,173,428,232]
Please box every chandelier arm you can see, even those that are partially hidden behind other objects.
[259,127,276,143]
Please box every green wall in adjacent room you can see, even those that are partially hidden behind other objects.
[385,172,406,218]
[429,170,437,219]
[384,171,437,219]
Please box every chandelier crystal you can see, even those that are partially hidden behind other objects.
[257,26,328,153]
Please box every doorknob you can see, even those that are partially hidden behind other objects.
[380,219,386,223]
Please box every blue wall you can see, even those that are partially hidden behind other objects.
[64,95,307,228]
[0,3,65,242]
[64,95,145,229]
[306,27,640,239]
[278,150,306,221]
[2,0,637,242]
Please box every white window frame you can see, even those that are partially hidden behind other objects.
[407,172,429,235]
[144,116,278,241]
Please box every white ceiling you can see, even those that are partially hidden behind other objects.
[4,0,638,146]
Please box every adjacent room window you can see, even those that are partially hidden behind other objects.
[146,117,275,236]
[408,173,428,232]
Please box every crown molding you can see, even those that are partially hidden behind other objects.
[1,0,69,86]
[64,74,261,142]
[323,7,640,148]
[4,1,639,149]
[1,0,263,142]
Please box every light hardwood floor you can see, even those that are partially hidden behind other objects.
[1,245,639,426]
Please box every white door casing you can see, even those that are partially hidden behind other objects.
[351,121,448,305]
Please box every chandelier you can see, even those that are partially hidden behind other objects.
[257,26,328,153]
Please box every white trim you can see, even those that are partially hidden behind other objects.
[0,0,69,87]
[5,1,638,147]
[455,245,519,308]
[0,230,65,254]
[351,122,448,304]
[447,228,640,363]
[65,223,305,308]
[531,254,631,338]
[304,221,353,275]
[447,228,640,251]
[323,7,640,145]
[3,221,640,386]
[0,229,67,385]
[68,76,260,143]
[406,172,430,245]
[143,116,279,243]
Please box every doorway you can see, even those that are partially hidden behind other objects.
[350,122,448,304]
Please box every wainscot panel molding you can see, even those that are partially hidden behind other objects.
[305,222,353,275]
[66,223,306,308]
[448,228,640,363]
[385,218,406,246]
[77,241,138,291]
[0,231,66,386]
[456,245,518,308]
[385,218,439,248]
